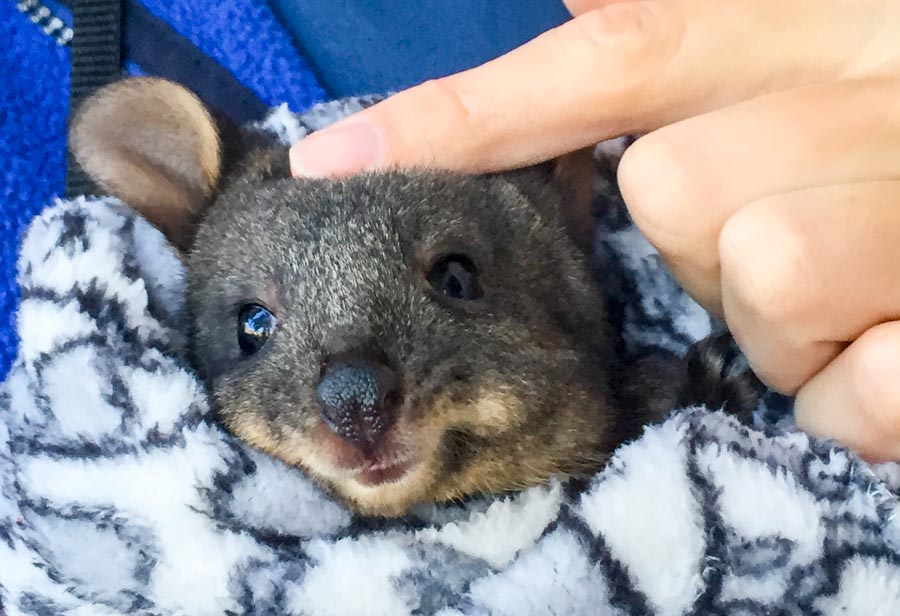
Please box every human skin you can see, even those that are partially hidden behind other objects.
[289,0,900,461]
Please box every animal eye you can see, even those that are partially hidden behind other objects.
[237,304,277,356]
[427,254,482,300]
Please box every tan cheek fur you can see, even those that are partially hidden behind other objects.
[219,386,587,517]
[334,388,553,515]
[469,390,523,434]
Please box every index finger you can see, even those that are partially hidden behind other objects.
[290,0,895,177]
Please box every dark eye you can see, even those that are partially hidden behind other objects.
[427,254,482,300]
[237,304,277,356]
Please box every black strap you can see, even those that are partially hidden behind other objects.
[124,1,270,125]
[65,0,124,198]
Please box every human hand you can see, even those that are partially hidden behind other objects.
[289,0,900,461]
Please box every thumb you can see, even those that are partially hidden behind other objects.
[290,1,681,177]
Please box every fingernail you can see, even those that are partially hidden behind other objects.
[290,121,384,178]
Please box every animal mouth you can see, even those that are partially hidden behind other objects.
[354,454,415,486]
[313,421,421,487]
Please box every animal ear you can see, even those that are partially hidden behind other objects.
[499,147,598,254]
[69,77,222,251]
[548,147,598,253]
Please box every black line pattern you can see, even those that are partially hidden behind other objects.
[1,101,899,615]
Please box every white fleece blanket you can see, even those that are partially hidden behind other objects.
[2,101,900,616]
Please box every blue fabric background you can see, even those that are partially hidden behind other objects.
[0,1,72,381]
[269,0,570,96]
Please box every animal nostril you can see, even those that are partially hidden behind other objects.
[315,355,401,452]
[383,389,402,411]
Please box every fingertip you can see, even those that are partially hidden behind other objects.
[618,132,700,253]
[796,321,900,462]
[848,322,900,438]
[289,120,385,178]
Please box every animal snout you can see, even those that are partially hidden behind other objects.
[315,354,402,454]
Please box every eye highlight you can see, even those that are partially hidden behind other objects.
[427,254,482,301]
[237,304,276,356]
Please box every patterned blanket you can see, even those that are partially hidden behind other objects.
[2,102,900,616]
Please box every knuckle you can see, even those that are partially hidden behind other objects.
[867,77,900,135]
[549,3,678,106]
[573,3,666,54]
[413,78,480,132]
[851,322,900,434]
[382,78,484,168]
[544,2,682,133]
[719,199,812,326]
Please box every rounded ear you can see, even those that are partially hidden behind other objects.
[549,147,598,253]
[69,77,222,251]
[499,147,598,254]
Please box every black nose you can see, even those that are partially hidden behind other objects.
[315,355,401,453]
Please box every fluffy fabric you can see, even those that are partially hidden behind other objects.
[2,103,900,616]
